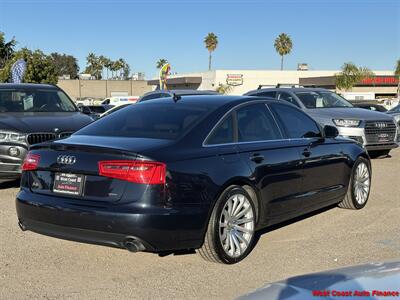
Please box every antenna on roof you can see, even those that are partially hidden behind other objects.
[171,92,181,102]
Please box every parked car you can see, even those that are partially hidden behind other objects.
[138,89,219,102]
[0,83,93,183]
[101,96,139,106]
[238,261,400,300]
[245,87,398,158]
[77,104,107,120]
[98,103,131,118]
[17,95,371,264]
[387,103,400,142]
[351,102,387,112]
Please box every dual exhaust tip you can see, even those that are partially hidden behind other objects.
[18,220,146,253]
[124,238,146,253]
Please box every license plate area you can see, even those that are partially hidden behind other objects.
[53,173,85,196]
[377,133,389,142]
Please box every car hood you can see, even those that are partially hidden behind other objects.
[306,108,394,125]
[0,112,93,133]
[238,261,400,300]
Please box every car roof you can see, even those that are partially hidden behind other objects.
[0,83,58,90]
[245,87,331,95]
[143,89,219,96]
[137,95,283,110]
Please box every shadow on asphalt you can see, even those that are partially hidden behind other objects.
[159,204,337,259]
[0,179,20,190]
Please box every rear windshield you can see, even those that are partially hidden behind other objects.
[76,103,211,140]
[0,89,77,112]
[295,91,353,109]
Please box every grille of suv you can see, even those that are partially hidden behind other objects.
[364,121,397,144]
[27,132,73,145]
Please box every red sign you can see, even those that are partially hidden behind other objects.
[360,76,399,85]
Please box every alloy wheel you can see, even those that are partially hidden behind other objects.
[219,193,255,258]
[353,162,370,205]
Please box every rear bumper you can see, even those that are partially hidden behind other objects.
[16,189,209,252]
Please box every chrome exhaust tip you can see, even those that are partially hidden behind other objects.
[124,238,145,252]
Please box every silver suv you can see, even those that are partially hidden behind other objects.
[245,87,398,158]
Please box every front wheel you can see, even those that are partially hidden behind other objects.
[198,186,257,264]
[339,157,371,209]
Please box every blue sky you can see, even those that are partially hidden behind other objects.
[0,0,399,78]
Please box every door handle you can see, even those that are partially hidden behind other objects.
[250,153,265,163]
[302,148,311,157]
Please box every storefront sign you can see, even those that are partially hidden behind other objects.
[226,74,243,86]
[360,76,399,86]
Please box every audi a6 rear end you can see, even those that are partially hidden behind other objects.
[17,96,371,264]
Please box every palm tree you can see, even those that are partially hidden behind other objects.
[98,55,108,79]
[274,33,293,70]
[335,62,374,91]
[85,53,102,79]
[0,32,17,68]
[156,58,168,69]
[395,59,400,98]
[204,33,218,70]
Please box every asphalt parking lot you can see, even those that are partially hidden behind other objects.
[1,149,399,300]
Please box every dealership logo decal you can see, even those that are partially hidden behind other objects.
[57,155,76,165]
[226,74,243,86]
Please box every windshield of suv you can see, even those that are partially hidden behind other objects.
[0,89,77,112]
[295,91,353,109]
[388,104,400,113]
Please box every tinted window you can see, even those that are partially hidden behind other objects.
[237,104,281,142]
[388,104,400,113]
[139,93,169,102]
[207,114,234,145]
[0,89,76,112]
[295,91,353,109]
[278,92,299,107]
[77,103,211,140]
[252,91,276,98]
[270,104,321,138]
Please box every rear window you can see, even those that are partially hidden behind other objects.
[76,103,211,140]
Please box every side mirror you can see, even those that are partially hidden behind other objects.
[79,106,91,115]
[324,125,339,138]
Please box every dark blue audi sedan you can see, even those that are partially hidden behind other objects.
[16,95,371,264]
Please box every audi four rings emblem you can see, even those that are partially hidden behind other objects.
[57,155,76,165]
[375,122,387,129]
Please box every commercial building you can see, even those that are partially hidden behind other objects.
[147,69,398,100]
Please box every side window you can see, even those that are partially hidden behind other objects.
[207,114,234,145]
[278,92,300,107]
[252,91,276,98]
[236,104,281,142]
[270,104,321,139]
[140,93,161,102]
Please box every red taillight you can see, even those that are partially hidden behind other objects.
[22,153,40,171]
[98,160,166,184]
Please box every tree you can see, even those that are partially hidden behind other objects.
[84,52,102,79]
[204,33,218,70]
[274,33,293,71]
[50,52,79,79]
[0,48,57,84]
[335,62,374,91]
[156,58,168,69]
[0,31,17,68]
[395,59,400,98]
[215,84,233,94]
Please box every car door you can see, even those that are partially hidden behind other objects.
[234,103,303,226]
[269,103,348,209]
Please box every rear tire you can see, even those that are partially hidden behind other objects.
[339,157,371,209]
[198,185,257,264]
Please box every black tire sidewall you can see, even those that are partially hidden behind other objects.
[350,157,371,209]
[211,186,256,264]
